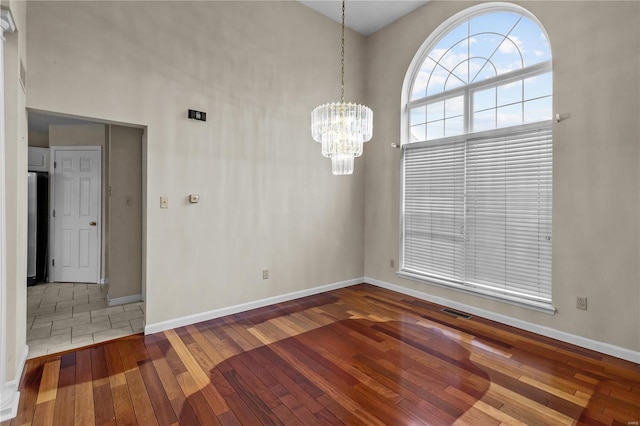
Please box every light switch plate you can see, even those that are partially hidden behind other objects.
[160,196,168,209]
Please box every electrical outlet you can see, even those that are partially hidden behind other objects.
[262,269,269,280]
[160,196,168,209]
[390,259,395,268]
[576,296,587,310]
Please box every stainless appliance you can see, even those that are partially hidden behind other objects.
[27,172,48,285]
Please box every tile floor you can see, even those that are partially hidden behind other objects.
[27,282,145,358]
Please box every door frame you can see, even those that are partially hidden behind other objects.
[49,145,102,284]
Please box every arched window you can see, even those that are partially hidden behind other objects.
[400,4,554,312]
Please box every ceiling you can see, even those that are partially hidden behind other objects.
[29,111,99,133]
[298,0,430,36]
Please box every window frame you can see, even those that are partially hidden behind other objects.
[400,122,554,313]
[400,3,553,143]
[399,3,555,313]
[407,61,551,138]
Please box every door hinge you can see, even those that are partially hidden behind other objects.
[53,210,56,218]
[52,259,55,266]
[54,161,57,169]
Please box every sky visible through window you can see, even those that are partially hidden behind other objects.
[409,12,552,141]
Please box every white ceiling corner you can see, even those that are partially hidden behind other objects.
[298,0,430,36]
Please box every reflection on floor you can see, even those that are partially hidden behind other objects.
[27,282,145,358]
[8,284,640,425]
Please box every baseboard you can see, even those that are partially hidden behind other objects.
[366,277,640,364]
[143,276,639,363]
[0,344,28,422]
[0,385,19,422]
[108,293,142,306]
[145,277,363,335]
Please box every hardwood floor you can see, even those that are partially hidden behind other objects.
[3,284,639,425]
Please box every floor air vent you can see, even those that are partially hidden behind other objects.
[441,308,472,319]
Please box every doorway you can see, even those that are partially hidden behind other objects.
[26,111,147,358]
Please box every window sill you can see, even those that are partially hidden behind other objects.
[396,270,557,315]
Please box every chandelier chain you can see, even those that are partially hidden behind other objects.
[341,0,345,103]
[310,0,372,175]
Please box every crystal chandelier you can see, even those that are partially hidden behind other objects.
[311,0,373,175]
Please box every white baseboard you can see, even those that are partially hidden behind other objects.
[145,277,363,335]
[366,277,640,364]
[0,344,28,422]
[142,275,639,363]
[0,385,19,422]
[108,293,142,306]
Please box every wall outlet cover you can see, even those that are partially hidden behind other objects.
[576,296,587,310]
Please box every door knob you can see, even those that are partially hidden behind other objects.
[89,221,97,227]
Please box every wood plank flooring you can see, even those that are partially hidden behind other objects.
[3,284,639,425]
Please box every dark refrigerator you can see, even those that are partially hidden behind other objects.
[27,172,48,286]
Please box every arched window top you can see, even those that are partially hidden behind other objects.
[410,10,551,101]
[404,4,552,142]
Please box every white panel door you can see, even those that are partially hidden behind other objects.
[53,148,101,283]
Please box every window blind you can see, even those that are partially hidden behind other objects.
[403,138,465,283]
[402,123,553,309]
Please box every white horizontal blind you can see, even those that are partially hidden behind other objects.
[465,125,552,304]
[402,123,553,308]
[403,138,465,283]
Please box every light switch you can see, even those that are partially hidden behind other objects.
[189,194,200,203]
[160,196,168,209]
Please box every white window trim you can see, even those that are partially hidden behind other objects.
[400,2,553,146]
[399,122,555,314]
[407,60,551,110]
[398,270,556,314]
[399,3,555,313]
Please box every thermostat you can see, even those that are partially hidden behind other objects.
[188,109,206,121]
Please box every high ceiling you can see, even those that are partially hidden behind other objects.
[298,1,430,36]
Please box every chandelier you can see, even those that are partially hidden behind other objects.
[311,0,373,175]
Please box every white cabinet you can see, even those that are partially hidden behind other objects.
[28,147,50,172]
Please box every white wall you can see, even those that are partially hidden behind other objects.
[108,124,143,301]
[364,1,640,352]
[26,1,367,328]
[3,0,28,379]
[27,130,47,147]
[2,0,28,398]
